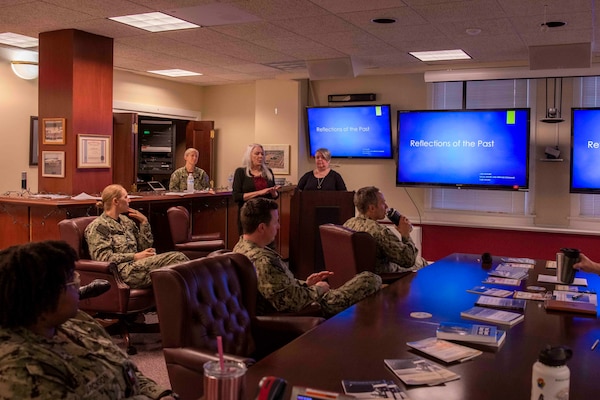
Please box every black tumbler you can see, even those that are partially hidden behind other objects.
[386,208,401,225]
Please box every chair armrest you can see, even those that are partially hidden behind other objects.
[75,259,115,274]
[191,232,222,241]
[163,348,255,373]
[175,240,225,252]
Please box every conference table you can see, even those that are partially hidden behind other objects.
[244,253,600,399]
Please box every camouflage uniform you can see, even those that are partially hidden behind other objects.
[169,166,210,191]
[85,213,189,289]
[233,237,381,317]
[344,215,426,273]
[0,310,167,399]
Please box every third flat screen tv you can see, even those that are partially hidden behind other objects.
[306,104,393,158]
[397,109,530,190]
[571,108,600,193]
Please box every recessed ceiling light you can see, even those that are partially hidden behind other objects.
[409,49,471,62]
[147,69,203,77]
[371,18,397,24]
[466,28,482,36]
[109,12,199,32]
[0,32,38,48]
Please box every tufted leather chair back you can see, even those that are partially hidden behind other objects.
[152,252,257,356]
[319,223,377,289]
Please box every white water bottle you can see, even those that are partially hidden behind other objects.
[531,346,572,400]
[186,173,194,193]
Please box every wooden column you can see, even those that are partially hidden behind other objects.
[38,29,113,195]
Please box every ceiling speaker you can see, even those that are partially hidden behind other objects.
[306,58,355,80]
[529,43,591,70]
[328,93,376,102]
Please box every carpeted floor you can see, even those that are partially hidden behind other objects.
[110,313,172,390]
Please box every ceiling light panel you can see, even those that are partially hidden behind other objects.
[109,12,199,32]
[0,32,39,48]
[409,49,471,62]
[148,69,202,77]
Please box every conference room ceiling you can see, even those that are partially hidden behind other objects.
[0,0,598,86]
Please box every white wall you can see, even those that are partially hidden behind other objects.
[0,49,39,194]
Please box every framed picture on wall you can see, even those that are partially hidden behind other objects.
[77,134,111,168]
[42,118,66,145]
[41,151,65,178]
[29,116,38,166]
[263,144,290,175]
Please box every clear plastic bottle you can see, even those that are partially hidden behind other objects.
[186,173,195,193]
[531,346,572,400]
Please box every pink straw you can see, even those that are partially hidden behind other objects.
[217,336,225,371]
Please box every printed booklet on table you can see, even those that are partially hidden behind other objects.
[466,286,513,297]
[341,380,406,398]
[460,306,525,327]
[384,357,460,386]
[406,337,482,363]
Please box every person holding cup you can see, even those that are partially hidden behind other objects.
[343,186,426,274]
[573,253,600,275]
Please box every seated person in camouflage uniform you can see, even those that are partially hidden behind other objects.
[85,184,189,289]
[233,197,382,318]
[343,186,426,274]
[0,240,178,399]
[168,147,211,192]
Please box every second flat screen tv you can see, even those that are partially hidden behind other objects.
[571,108,600,193]
[306,104,393,158]
[397,109,530,190]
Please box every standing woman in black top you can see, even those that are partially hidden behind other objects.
[297,148,347,191]
[232,143,280,235]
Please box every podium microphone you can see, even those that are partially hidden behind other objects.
[79,279,111,300]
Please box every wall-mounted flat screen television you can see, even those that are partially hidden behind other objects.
[306,104,393,158]
[397,108,530,190]
[571,108,600,193]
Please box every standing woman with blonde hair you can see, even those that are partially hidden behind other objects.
[232,144,281,235]
[85,184,189,289]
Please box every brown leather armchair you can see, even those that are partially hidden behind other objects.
[319,223,410,288]
[151,252,324,400]
[166,206,225,259]
[58,216,155,355]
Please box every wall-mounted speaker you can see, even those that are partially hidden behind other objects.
[328,93,376,102]
[529,43,591,70]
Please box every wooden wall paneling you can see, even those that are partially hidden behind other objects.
[38,29,113,195]
[0,203,30,248]
[186,121,215,186]
[192,196,228,242]
[113,113,138,191]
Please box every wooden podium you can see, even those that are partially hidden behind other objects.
[288,190,355,279]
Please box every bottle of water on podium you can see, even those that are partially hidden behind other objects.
[186,173,194,193]
[531,345,571,400]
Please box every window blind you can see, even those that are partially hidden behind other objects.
[429,79,530,213]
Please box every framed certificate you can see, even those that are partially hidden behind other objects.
[77,134,111,168]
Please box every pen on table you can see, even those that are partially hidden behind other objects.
[591,339,599,351]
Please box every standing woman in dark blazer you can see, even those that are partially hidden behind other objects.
[232,143,280,235]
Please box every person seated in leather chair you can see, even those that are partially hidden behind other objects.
[85,184,189,289]
[0,240,178,399]
[343,186,427,274]
[233,198,382,318]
